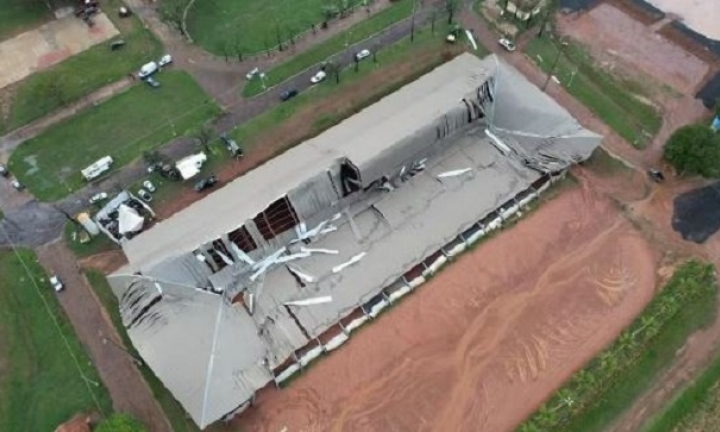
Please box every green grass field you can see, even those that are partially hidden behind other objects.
[9,71,219,202]
[0,0,51,41]
[525,35,662,149]
[519,260,717,432]
[0,0,163,135]
[0,249,112,431]
[242,0,416,97]
[85,271,202,432]
[187,0,369,55]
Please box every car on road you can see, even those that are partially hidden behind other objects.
[648,169,665,183]
[311,70,327,84]
[355,49,371,61]
[143,180,156,192]
[279,89,298,101]
[194,175,218,192]
[10,179,24,191]
[137,188,153,202]
[158,54,173,67]
[498,37,516,52]
[89,192,108,204]
[0,165,8,177]
[50,275,64,292]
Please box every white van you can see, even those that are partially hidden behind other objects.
[139,61,158,78]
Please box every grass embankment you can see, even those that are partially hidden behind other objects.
[9,71,219,202]
[242,0,415,97]
[188,0,367,54]
[0,0,162,134]
[0,250,112,431]
[84,271,202,432]
[0,0,51,41]
[643,329,720,431]
[518,260,718,432]
[524,35,662,149]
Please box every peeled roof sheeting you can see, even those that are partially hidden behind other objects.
[107,274,272,428]
[122,54,496,273]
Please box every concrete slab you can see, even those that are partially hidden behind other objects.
[0,13,119,90]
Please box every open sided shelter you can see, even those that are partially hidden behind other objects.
[109,53,601,428]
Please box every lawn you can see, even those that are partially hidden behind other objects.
[64,221,120,259]
[0,0,52,41]
[85,270,202,432]
[0,0,163,135]
[242,0,416,97]
[524,35,662,149]
[8,71,220,202]
[518,260,718,432]
[0,249,112,431]
[187,0,370,55]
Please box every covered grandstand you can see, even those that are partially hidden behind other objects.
[108,53,601,428]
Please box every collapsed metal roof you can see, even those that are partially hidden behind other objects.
[109,53,601,428]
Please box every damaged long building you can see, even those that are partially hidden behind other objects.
[108,53,601,428]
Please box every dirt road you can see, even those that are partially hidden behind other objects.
[35,241,170,432]
[235,176,659,432]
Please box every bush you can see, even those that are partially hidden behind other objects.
[95,413,146,432]
[664,124,720,177]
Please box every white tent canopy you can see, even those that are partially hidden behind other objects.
[176,152,207,180]
[118,204,144,234]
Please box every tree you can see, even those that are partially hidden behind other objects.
[326,61,341,84]
[445,0,458,25]
[430,9,438,34]
[195,125,215,152]
[664,124,720,177]
[158,0,185,32]
[96,413,146,432]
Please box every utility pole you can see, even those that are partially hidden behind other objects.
[542,39,568,92]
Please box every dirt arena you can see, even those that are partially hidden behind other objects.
[557,3,710,96]
[233,175,659,432]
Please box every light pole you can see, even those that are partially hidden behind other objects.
[100,331,144,367]
[542,39,568,92]
[259,72,267,90]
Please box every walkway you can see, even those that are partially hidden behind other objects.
[35,240,171,432]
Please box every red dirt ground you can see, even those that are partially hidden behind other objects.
[557,3,710,96]
[234,176,660,432]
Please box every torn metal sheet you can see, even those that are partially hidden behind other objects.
[300,247,339,255]
[437,168,473,178]
[332,252,367,274]
[285,296,333,306]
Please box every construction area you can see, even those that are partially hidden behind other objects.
[107,53,600,428]
[0,12,118,89]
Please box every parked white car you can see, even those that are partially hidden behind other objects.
[246,67,260,80]
[89,192,108,204]
[355,49,371,61]
[498,37,516,52]
[311,70,327,84]
[143,180,156,192]
[138,61,158,78]
[158,54,173,67]
[50,275,64,292]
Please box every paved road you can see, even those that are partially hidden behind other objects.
[35,240,171,432]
